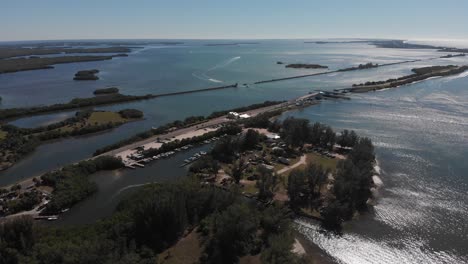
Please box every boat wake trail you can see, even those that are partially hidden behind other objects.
[192,56,241,83]
[110,183,153,200]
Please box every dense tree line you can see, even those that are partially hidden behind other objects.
[280,117,336,150]
[118,109,143,119]
[338,62,379,72]
[255,165,278,201]
[40,156,123,214]
[321,137,375,230]
[3,190,42,214]
[0,126,40,169]
[210,129,263,163]
[337,129,359,148]
[189,156,220,176]
[93,87,119,95]
[242,110,283,129]
[0,179,305,264]
[287,164,329,210]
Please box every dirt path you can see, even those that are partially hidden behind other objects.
[277,155,306,174]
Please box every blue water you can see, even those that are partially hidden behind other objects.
[1,40,467,264]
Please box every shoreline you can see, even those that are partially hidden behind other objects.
[295,230,338,264]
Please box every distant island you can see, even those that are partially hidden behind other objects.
[338,62,379,72]
[308,39,468,53]
[438,48,468,53]
[94,87,119,95]
[74,69,100,81]
[0,55,126,74]
[285,63,328,69]
[309,40,371,44]
[0,46,131,59]
[440,53,466,58]
[205,42,259,46]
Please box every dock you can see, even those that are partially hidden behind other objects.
[34,215,59,221]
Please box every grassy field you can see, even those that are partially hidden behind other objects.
[158,229,202,264]
[85,111,126,125]
[273,155,301,172]
[0,130,6,141]
[241,180,259,195]
[46,111,128,134]
[305,152,338,171]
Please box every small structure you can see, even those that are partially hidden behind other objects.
[266,133,280,140]
[228,112,240,119]
[228,112,250,119]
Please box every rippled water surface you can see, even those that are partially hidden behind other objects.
[286,74,468,264]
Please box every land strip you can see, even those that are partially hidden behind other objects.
[348,65,468,92]
[0,54,128,74]
[311,39,468,54]
[0,110,142,171]
[0,46,131,59]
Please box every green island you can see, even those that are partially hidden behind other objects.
[0,93,154,121]
[285,63,328,69]
[338,62,379,71]
[0,54,127,74]
[350,65,468,92]
[438,47,468,53]
[0,109,143,171]
[440,53,466,58]
[0,46,131,59]
[73,69,100,80]
[94,87,119,95]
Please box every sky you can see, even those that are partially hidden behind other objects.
[1,0,467,41]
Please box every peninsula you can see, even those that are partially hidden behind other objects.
[0,55,127,74]
[0,46,131,59]
[0,109,143,171]
[349,65,468,92]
